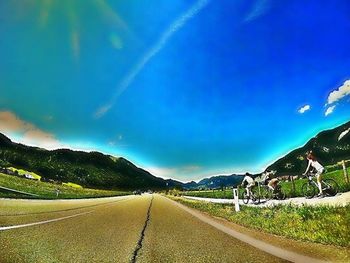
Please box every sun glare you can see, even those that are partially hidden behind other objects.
[22,0,130,60]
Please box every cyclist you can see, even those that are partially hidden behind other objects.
[303,151,325,197]
[241,172,255,197]
[261,170,276,188]
[267,177,279,193]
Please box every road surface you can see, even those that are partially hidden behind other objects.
[0,194,347,262]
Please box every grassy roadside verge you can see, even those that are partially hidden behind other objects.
[169,196,350,247]
[0,173,131,199]
[183,167,350,199]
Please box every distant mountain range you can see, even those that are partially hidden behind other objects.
[165,174,245,190]
[0,133,245,190]
[0,133,165,190]
[0,120,349,190]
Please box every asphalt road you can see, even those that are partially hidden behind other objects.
[0,195,342,263]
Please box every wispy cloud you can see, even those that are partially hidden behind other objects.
[93,0,210,119]
[94,104,113,119]
[145,165,201,179]
[146,167,177,178]
[244,0,270,22]
[325,105,335,116]
[298,104,311,114]
[44,115,54,122]
[0,111,62,149]
[108,134,124,147]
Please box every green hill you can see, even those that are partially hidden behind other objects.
[0,133,166,190]
[267,121,350,175]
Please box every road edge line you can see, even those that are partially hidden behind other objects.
[166,197,329,263]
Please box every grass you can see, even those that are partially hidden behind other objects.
[183,167,350,199]
[0,172,131,199]
[62,182,83,188]
[7,167,41,180]
[170,196,350,247]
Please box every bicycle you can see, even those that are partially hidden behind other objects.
[242,186,260,205]
[301,172,339,198]
[261,182,286,201]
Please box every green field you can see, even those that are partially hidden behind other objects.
[183,167,350,199]
[170,196,350,247]
[0,172,131,199]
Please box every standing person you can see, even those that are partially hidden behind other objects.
[303,151,325,197]
[241,172,255,197]
[55,187,60,198]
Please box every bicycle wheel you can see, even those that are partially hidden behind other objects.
[252,188,261,205]
[323,179,339,196]
[252,194,260,205]
[262,186,273,201]
[276,190,286,200]
[242,192,249,204]
[302,182,317,198]
[275,185,286,200]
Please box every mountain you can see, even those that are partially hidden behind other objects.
[0,133,166,190]
[267,120,350,175]
[165,179,184,189]
[166,175,244,190]
[183,181,198,189]
[196,174,245,189]
[178,174,244,190]
[1,120,348,191]
[181,120,350,188]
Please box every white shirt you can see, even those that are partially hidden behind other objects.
[306,159,324,172]
[242,176,254,185]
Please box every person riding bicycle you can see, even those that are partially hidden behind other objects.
[241,172,255,197]
[267,177,279,193]
[261,170,278,190]
[303,151,325,197]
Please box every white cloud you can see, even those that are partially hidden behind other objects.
[244,0,270,22]
[94,0,210,118]
[325,105,335,116]
[327,80,350,105]
[0,111,62,149]
[298,105,311,114]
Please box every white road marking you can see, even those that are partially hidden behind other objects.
[168,197,329,263]
[0,211,93,231]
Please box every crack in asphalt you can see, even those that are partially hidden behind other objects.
[130,195,154,263]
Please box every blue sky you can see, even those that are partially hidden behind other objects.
[0,0,350,182]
